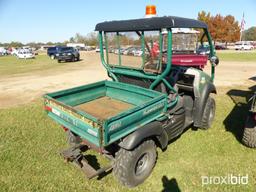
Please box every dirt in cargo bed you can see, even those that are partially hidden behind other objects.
[75,96,134,119]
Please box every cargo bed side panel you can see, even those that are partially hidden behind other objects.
[104,97,167,145]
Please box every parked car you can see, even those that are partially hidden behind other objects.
[134,49,143,56]
[47,46,63,59]
[0,47,8,56]
[133,48,149,57]
[197,45,210,55]
[128,47,139,55]
[114,48,119,54]
[95,47,100,52]
[215,45,227,50]
[123,47,138,55]
[16,50,35,59]
[234,42,254,50]
[55,47,80,63]
[108,47,115,53]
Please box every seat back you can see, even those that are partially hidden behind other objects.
[172,54,208,69]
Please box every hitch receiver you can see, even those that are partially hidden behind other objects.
[60,144,112,179]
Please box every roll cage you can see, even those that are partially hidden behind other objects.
[95,16,216,105]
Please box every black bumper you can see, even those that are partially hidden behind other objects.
[56,55,73,61]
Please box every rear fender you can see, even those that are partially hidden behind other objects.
[118,121,168,150]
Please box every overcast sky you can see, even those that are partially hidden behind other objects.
[0,0,255,43]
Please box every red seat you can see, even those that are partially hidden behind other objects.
[172,54,208,68]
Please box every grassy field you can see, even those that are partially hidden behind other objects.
[0,88,255,192]
[0,55,84,77]
[217,50,256,62]
[0,51,255,77]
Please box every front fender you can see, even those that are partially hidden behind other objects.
[194,82,216,127]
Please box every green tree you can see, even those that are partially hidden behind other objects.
[86,32,98,46]
[68,32,98,46]
[26,42,42,49]
[243,27,256,41]
[46,42,54,45]
[74,33,87,44]
[198,11,211,25]
[9,41,23,47]
[69,37,75,43]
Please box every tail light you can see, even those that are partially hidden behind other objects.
[45,105,52,112]
[62,126,69,132]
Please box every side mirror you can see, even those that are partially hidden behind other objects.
[210,56,219,66]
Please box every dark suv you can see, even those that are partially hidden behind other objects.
[56,47,80,63]
[47,46,63,59]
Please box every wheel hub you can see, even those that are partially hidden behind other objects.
[135,153,149,175]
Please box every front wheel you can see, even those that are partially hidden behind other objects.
[113,140,157,188]
[199,97,216,130]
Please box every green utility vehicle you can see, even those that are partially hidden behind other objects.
[44,16,219,187]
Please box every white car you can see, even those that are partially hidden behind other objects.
[133,48,149,57]
[0,47,8,56]
[235,42,254,50]
[134,49,143,57]
[95,47,101,52]
[16,50,35,59]
[11,48,19,56]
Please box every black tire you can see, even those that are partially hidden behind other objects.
[72,56,76,62]
[200,97,216,130]
[66,130,82,146]
[77,55,80,61]
[242,114,256,148]
[57,60,61,63]
[113,140,157,188]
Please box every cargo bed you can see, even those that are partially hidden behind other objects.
[44,80,167,147]
[75,96,134,119]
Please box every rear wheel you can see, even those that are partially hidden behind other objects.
[113,140,157,188]
[200,97,215,130]
[242,114,256,148]
[57,60,61,63]
[50,55,55,60]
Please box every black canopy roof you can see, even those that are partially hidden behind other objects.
[95,16,208,32]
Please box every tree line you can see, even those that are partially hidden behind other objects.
[197,11,256,42]
[197,11,240,42]
[0,32,98,48]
